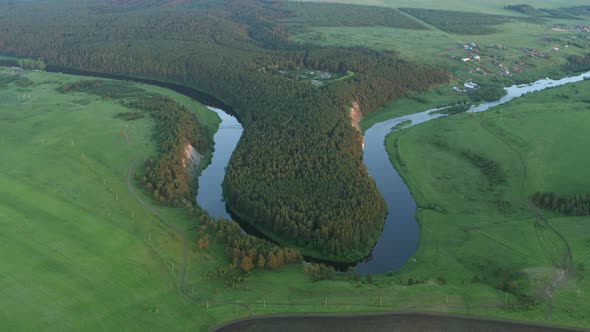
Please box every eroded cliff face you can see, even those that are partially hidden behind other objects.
[182,143,203,176]
[350,101,365,150]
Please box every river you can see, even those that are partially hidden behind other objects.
[196,71,590,275]
[196,107,243,219]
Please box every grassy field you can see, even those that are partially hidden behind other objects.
[289,0,590,15]
[0,67,227,330]
[384,79,590,327]
[3,67,590,331]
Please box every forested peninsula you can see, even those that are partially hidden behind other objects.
[0,0,450,261]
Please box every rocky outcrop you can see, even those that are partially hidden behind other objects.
[350,101,364,150]
[182,143,203,176]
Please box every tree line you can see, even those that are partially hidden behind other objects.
[198,217,303,273]
[532,192,590,216]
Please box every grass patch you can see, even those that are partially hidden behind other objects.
[280,2,427,29]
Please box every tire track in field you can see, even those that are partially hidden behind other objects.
[479,112,573,320]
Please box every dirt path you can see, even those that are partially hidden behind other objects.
[479,114,574,320]
[527,202,574,320]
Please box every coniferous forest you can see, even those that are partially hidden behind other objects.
[0,0,450,261]
[532,192,590,216]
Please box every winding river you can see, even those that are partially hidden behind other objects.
[8,60,585,274]
[197,71,590,275]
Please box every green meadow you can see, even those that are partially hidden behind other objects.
[289,0,590,15]
[0,67,227,330]
[384,79,590,327]
[2,67,590,331]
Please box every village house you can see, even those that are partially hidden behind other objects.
[464,81,478,89]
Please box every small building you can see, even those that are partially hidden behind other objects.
[472,55,481,61]
[311,80,323,86]
[319,72,332,79]
[463,42,476,50]
[461,58,471,62]
[464,81,478,89]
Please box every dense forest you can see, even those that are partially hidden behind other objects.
[399,8,541,35]
[0,0,450,261]
[532,192,590,216]
[503,4,580,20]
